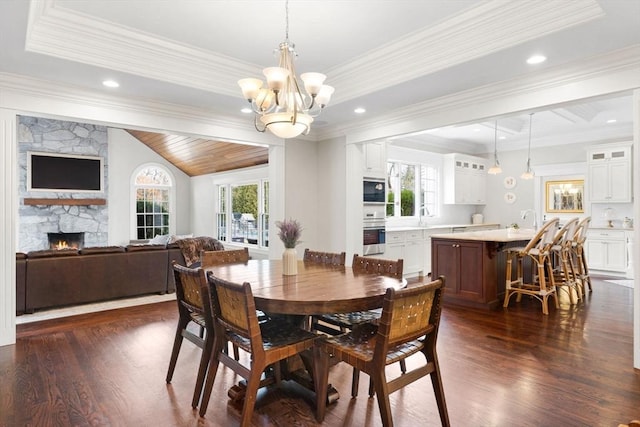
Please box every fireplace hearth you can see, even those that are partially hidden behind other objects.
[48,232,84,250]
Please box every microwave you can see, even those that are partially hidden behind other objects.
[363,178,386,204]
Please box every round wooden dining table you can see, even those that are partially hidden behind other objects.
[205,259,406,316]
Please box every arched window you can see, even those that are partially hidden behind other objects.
[132,164,174,239]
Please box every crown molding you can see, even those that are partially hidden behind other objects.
[0,72,282,146]
[25,0,603,106]
[319,45,640,142]
[328,0,603,103]
[25,0,260,98]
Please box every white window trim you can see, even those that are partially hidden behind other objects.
[130,162,176,240]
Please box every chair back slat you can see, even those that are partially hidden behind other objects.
[206,272,260,345]
[521,217,559,252]
[201,248,249,267]
[376,277,445,355]
[574,216,591,244]
[550,217,579,248]
[303,249,346,266]
[173,262,204,311]
[352,254,403,279]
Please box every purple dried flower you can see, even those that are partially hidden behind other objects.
[276,218,302,248]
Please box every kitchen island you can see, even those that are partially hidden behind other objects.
[431,228,536,310]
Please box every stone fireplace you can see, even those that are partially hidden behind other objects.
[17,116,109,253]
[47,232,85,250]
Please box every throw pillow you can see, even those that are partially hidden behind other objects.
[149,234,171,245]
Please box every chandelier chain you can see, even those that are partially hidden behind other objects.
[285,0,289,41]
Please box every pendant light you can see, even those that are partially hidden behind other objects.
[521,113,535,180]
[487,120,502,175]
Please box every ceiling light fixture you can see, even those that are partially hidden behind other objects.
[102,80,119,88]
[488,120,502,175]
[521,113,535,180]
[526,54,546,65]
[354,107,366,114]
[237,0,334,139]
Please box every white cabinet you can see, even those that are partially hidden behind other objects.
[375,230,424,277]
[586,229,627,272]
[363,141,387,178]
[587,143,632,203]
[443,154,487,204]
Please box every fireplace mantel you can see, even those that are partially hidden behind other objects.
[23,198,106,206]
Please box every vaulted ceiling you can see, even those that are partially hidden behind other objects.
[1,0,639,174]
[127,130,268,176]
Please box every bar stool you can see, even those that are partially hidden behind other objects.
[548,218,581,305]
[572,217,592,297]
[503,217,560,315]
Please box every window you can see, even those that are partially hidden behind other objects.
[133,165,173,239]
[387,161,438,218]
[217,179,269,248]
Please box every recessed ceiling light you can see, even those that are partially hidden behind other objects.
[498,136,506,140]
[606,119,617,124]
[102,80,119,88]
[241,107,252,114]
[473,128,481,132]
[354,107,366,114]
[526,55,547,65]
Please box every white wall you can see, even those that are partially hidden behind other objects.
[107,128,191,245]
[190,174,216,237]
[317,136,347,253]
[284,140,319,256]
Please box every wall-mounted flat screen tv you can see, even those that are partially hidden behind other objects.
[27,152,104,192]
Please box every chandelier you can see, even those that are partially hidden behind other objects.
[238,0,334,139]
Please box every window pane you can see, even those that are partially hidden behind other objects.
[231,184,258,244]
[400,164,415,216]
[135,166,172,186]
[386,162,397,217]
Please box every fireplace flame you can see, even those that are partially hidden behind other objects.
[54,240,74,250]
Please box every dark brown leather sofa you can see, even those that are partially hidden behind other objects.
[23,245,171,313]
[18,236,222,314]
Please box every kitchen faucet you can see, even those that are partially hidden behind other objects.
[521,209,537,229]
[419,204,430,226]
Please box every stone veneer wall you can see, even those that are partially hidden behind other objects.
[18,116,108,252]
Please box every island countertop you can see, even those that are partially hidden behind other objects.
[430,228,536,243]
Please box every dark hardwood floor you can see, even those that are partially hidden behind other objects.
[1,276,638,426]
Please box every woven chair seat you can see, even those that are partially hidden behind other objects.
[319,309,381,328]
[324,329,430,366]
[227,318,317,352]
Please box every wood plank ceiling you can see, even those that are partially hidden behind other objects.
[126,130,269,177]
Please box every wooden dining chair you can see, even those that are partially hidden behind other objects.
[315,276,449,427]
[166,262,216,409]
[503,217,560,315]
[313,254,404,397]
[303,248,346,266]
[201,247,249,267]
[199,272,320,426]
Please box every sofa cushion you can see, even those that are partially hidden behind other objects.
[80,246,126,255]
[27,248,79,258]
[125,244,167,252]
